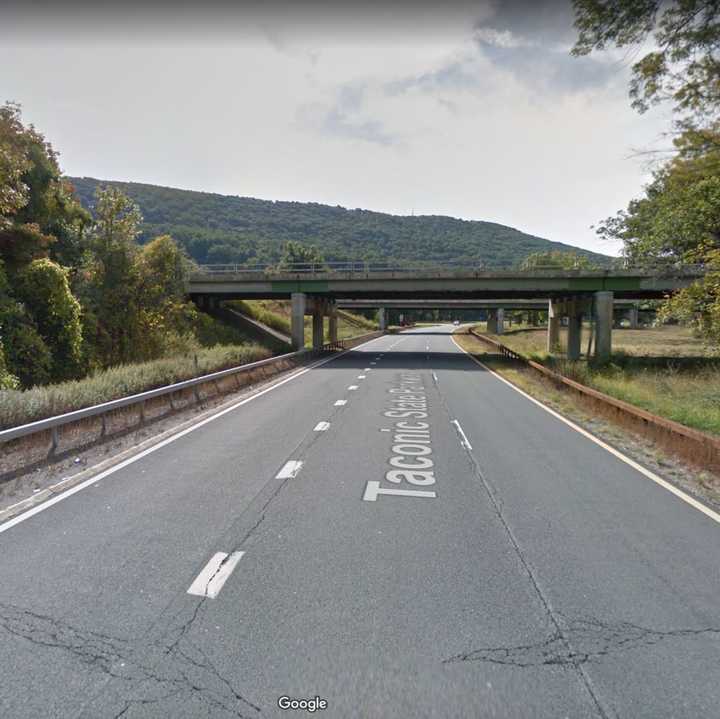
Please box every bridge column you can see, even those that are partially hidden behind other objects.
[594,291,613,363]
[567,301,582,361]
[328,302,338,344]
[628,305,639,329]
[312,299,325,351]
[496,308,505,335]
[378,307,387,332]
[487,309,497,334]
[291,292,306,351]
[547,299,560,354]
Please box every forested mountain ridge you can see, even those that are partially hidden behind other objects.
[68,177,611,268]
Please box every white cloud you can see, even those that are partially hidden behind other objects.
[0,2,671,256]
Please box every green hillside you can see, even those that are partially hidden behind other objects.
[68,177,610,269]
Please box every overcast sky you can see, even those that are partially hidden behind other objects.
[0,0,670,256]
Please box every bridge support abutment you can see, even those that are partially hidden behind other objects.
[291,292,306,350]
[547,300,560,354]
[378,307,387,332]
[594,291,613,363]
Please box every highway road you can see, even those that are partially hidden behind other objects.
[1,326,719,718]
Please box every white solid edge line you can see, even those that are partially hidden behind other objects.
[452,419,473,451]
[451,335,720,526]
[0,334,387,536]
[187,551,244,599]
[314,421,330,431]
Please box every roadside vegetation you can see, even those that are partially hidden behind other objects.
[468,323,720,437]
[0,103,271,413]
[0,343,270,430]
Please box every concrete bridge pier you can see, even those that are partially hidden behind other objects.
[593,291,613,363]
[547,300,560,354]
[291,292,306,351]
[487,308,505,335]
[312,304,324,351]
[567,300,583,361]
[628,305,639,329]
[328,302,338,344]
[378,307,387,332]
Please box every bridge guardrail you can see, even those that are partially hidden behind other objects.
[191,262,705,278]
[466,328,720,473]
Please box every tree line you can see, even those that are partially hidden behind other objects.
[572,0,720,346]
[0,103,241,391]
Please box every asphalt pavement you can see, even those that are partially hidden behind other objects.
[1,326,719,718]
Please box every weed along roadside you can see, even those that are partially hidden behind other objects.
[364,371,437,501]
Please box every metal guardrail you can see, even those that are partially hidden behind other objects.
[466,328,720,472]
[0,329,385,451]
[0,350,304,445]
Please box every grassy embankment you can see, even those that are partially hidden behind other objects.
[229,300,378,344]
[0,342,270,431]
[458,324,720,436]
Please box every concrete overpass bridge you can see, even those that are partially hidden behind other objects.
[188,264,704,362]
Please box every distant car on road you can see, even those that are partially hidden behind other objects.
[453,320,460,325]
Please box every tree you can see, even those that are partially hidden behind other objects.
[573,1,720,126]
[277,240,326,270]
[596,125,720,264]
[80,186,143,366]
[519,250,597,270]
[0,102,89,270]
[16,258,83,380]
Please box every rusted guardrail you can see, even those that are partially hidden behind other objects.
[0,330,383,481]
[467,328,720,473]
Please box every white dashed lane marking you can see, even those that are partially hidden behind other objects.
[348,386,358,391]
[187,551,244,599]
[452,420,472,450]
[314,422,330,432]
[358,375,366,379]
[334,399,347,406]
[276,460,303,479]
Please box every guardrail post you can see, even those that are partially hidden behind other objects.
[49,426,59,457]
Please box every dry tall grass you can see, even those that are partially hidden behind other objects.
[479,324,720,436]
[0,343,270,430]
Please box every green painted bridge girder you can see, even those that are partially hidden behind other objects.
[188,267,703,300]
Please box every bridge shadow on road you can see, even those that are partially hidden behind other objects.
[312,349,501,372]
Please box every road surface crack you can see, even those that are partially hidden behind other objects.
[0,601,260,718]
[430,374,614,719]
[445,615,720,668]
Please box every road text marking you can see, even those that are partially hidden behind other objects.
[363,482,436,501]
[187,551,244,599]
[276,460,303,479]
